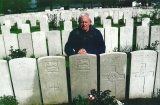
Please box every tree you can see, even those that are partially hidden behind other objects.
[1,0,30,14]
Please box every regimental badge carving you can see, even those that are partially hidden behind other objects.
[76,58,90,70]
[45,61,59,72]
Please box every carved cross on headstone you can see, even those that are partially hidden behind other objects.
[132,63,154,93]
[138,31,148,48]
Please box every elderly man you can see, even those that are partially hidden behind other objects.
[65,13,106,56]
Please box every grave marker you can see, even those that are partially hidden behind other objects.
[129,50,157,98]
[9,58,41,105]
[0,35,6,59]
[100,52,127,100]
[38,56,68,104]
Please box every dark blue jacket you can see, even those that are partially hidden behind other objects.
[65,25,106,56]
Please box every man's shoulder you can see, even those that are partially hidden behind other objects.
[70,28,80,35]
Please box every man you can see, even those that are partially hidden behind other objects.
[65,13,106,56]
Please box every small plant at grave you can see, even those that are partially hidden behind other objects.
[0,95,18,105]
[118,19,125,25]
[106,16,112,19]
[29,54,35,58]
[119,45,132,53]
[73,89,119,105]
[3,56,11,61]
[143,40,160,50]
[8,46,26,59]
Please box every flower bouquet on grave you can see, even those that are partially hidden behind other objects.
[73,89,123,105]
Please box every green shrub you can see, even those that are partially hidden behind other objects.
[73,89,118,105]
[8,46,26,59]
[0,95,18,105]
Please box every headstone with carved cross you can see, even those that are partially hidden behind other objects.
[105,27,118,53]
[69,54,97,99]
[38,56,68,104]
[120,26,133,52]
[136,26,149,49]
[0,60,13,96]
[9,58,42,105]
[100,52,127,100]
[129,50,157,98]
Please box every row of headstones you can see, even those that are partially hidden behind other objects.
[0,50,159,105]
[0,7,159,28]
[0,25,160,59]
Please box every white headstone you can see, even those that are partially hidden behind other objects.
[100,52,127,100]
[62,30,72,55]
[120,26,133,52]
[4,20,11,29]
[136,26,149,49]
[64,21,72,30]
[0,35,6,59]
[150,26,160,50]
[0,60,13,96]
[32,31,47,58]
[21,24,30,33]
[18,33,34,57]
[16,18,23,29]
[105,27,118,52]
[103,19,112,27]
[129,50,157,98]
[38,56,68,104]
[125,19,134,26]
[1,25,10,34]
[9,58,41,105]
[113,11,119,24]
[142,18,150,26]
[40,21,49,32]
[45,30,62,55]
[3,33,19,56]
[69,54,97,99]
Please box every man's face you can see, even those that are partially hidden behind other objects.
[79,15,91,32]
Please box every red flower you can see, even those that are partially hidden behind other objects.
[89,95,94,101]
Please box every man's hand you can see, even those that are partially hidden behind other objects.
[78,48,88,55]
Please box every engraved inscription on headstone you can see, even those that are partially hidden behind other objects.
[100,52,127,100]
[129,50,157,98]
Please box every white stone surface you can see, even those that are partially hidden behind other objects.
[61,30,72,55]
[105,27,118,52]
[1,25,10,34]
[129,50,157,98]
[21,24,30,33]
[45,30,62,55]
[103,19,111,27]
[100,52,127,100]
[120,26,133,52]
[136,26,149,49]
[113,11,119,24]
[9,58,41,105]
[64,21,72,30]
[38,56,68,104]
[18,33,34,57]
[0,35,6,59]
[0,60,13,96]
[40,19,49,32]
[32,31,47,58]
[3,33,19,56]
[69,54,97,99]
[150,26,160,50]
[125,19,134,26]
[142,18,150,26]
